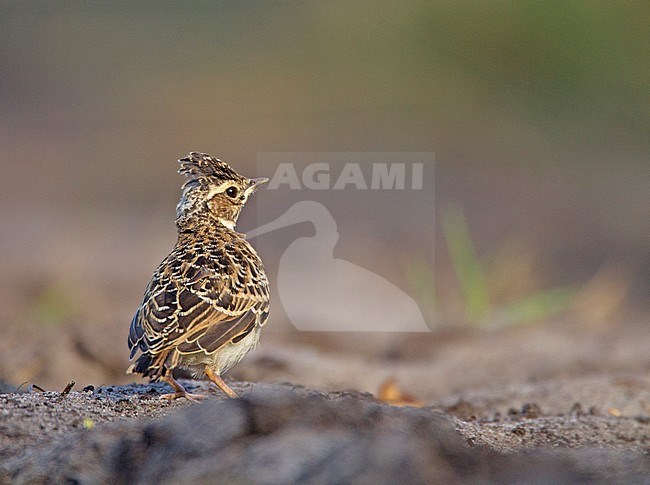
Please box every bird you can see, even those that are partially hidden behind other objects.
[127,152,269,400]
[248,201,429,332]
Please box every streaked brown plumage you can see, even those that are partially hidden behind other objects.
[127,152,269,400]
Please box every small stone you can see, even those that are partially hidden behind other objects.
[511,425,526,436]
[521,403,542,418]
[570,403,585,417]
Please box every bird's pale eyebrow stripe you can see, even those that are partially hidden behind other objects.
[206,182,236,198]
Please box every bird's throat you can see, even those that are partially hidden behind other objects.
[218,218,236,230]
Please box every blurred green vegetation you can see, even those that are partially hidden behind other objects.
[1,1,647,327]
[414,1,649,145]
[27,283,78,328]
[406,207,578,328]
[2,1,647,151]
[441,208,491,323]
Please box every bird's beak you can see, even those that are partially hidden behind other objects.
[247,177,269,193]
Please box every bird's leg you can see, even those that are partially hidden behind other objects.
[160,371,206,402]
[205,366,238,398]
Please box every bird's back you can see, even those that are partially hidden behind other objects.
[128,226,269,380]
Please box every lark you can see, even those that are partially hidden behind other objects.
[127,152,269,400]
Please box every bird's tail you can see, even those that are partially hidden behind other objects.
[125,352,166,382]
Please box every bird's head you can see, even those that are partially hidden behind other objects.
[176,152,268,231]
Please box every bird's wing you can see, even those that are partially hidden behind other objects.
[128,244,269,360]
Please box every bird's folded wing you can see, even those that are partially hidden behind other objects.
[129,260,268,358]
[176,307,259,355]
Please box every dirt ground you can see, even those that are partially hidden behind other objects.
[0,315,648,483]
[0,380,648,483]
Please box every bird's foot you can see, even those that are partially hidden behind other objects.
[160,391,206,402]
[161,374,206,401]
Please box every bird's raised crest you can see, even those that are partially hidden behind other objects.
[178,152,241,183]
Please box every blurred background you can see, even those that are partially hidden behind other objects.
[0,2,648,398]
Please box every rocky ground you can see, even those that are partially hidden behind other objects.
[1,312,649,483]
[0,374,648,484]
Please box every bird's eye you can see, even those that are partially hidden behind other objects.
[226,186,239,198]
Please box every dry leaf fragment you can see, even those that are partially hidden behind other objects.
[377,377,424,407]
[607,407,622,417]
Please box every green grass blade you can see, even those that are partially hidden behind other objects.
[493,286,575,328]
[441,208,490,324]
[403,253,437,325]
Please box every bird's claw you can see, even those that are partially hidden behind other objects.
[160,391,206,402]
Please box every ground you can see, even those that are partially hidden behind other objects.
[0,380,649,483]
[0,317,649,482]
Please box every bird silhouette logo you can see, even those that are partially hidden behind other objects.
[248,200,430,332]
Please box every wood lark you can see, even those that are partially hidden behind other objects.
[127,152,269,400]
